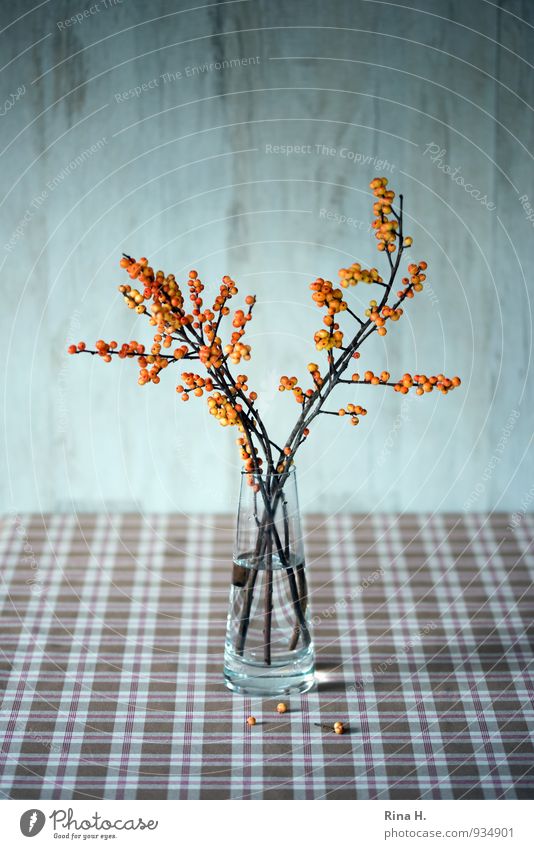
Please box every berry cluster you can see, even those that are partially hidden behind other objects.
[68,341,86,355]
[225,337,251,365]
[306,363,324,388]
[177,372,215,400]
[223,300,255,364]
[207,391,242,427]
[310,278,348,319]
[314,328,344,351]
[364,300,404,337]
[355,370,461,396]
[370,177,409,253]
[393,373,461,396]
[396,261,428,299]
[338,262,383,288]
[360,370,391,385]
[232,373,254,401]
[338,404,367,426]
[278,375,298,391]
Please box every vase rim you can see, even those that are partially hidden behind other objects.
[240,465,296,477]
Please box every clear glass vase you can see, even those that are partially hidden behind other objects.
[224,466,316,696]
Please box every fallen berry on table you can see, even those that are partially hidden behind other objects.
[246,716,256,726]
[314,721,348,734]
[276,702,288,714]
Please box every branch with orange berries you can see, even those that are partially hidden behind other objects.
[269,178,460,473]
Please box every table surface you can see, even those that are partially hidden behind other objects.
[0,512,533,800]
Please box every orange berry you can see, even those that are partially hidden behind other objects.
[67,345,77,354]
[276,703,288,714]
[246,716,256,726]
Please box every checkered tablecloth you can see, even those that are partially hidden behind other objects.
[0,512,533,800]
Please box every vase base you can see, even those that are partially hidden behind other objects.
[224,669,316,697]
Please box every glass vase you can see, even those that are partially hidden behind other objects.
[224,466,316,696]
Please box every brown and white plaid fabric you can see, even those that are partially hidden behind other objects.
[0,512,533,800]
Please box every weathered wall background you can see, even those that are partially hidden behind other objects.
[1,0,533,514]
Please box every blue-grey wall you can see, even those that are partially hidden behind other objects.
[1,0,533,514]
